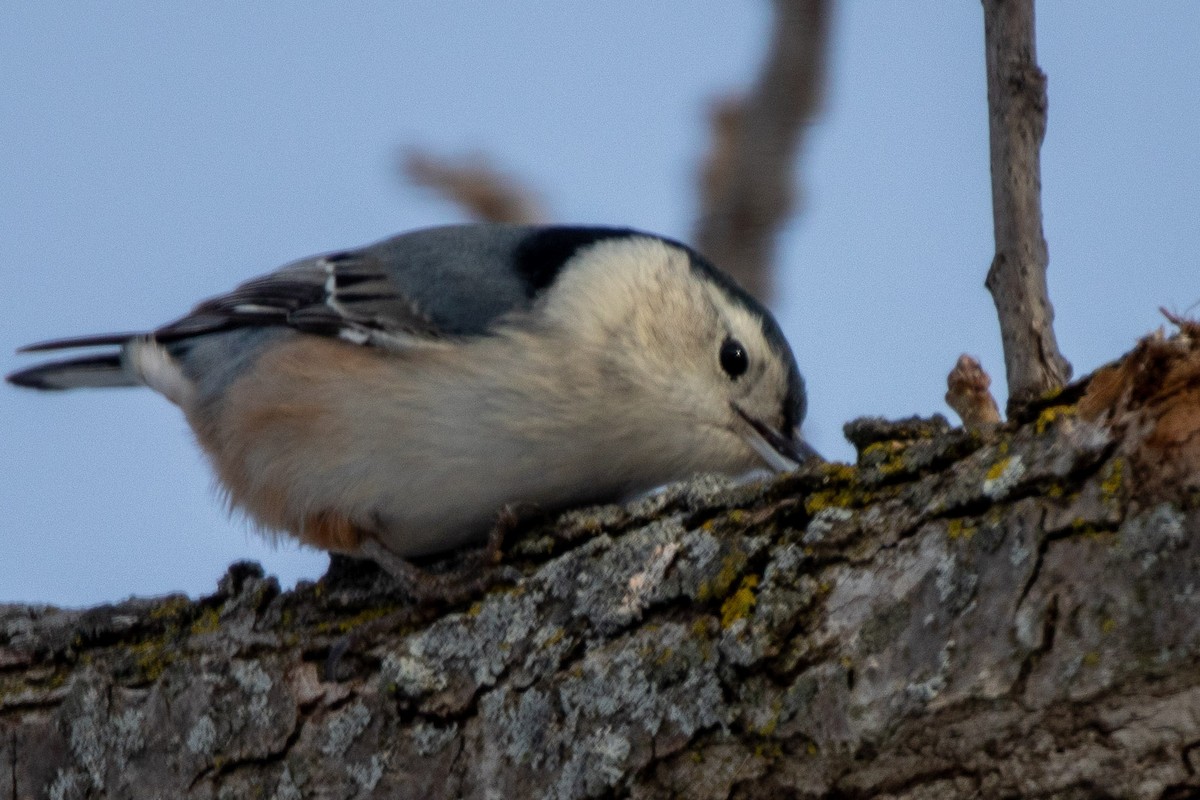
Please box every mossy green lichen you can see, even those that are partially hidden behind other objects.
[720,576,759,628]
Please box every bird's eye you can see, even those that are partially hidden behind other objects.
[719,337,748,379]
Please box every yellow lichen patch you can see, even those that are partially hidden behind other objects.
[725,509,749,526]
[698,551,748,601]
[130,638,175,682]
[803,489,855,515]
[820,462,858,483]
[148,595,193,622]
[1035,405,1076,435]
[1083,651,1101,667]
[189,607,221,636]
[861,442,888,459]
[542,627,566,648]
[757,701,783,737]
[1101,617,1117,634]
[315,605,397,635]
[985,456,1012,482]
[1100,457,1126,501]
[946,519,976,541]
[753,742,783,759]
[720,575,760,628]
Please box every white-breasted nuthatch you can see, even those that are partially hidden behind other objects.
[9,224,814,579]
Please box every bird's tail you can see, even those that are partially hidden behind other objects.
[7,332,143,391]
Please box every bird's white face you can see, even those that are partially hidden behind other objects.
[533,236,807,479]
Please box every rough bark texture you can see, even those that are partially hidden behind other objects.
[982,0,1073,413]
[693,0,830,303]
[4,324,1200,799]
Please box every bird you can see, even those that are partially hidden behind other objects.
[8,224,815,595]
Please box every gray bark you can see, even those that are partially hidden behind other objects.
[4,327,1200,799]
[982,0,1073,413]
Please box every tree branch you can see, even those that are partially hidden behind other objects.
[981,0,1072,412]
[4,325,1200,797]
[694,0,830,302]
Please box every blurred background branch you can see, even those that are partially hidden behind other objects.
[399,0,830,306]
[693,0,830,302]
[400,148,546,224]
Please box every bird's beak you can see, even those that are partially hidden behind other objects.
[732,404,822,473]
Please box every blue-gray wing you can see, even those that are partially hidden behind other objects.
[167,223,645,345]
[9,224,644,390]
[156,224,548,347]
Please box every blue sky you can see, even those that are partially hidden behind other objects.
[3,4,1197,607]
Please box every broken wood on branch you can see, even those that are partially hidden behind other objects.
[945,353,1003,430]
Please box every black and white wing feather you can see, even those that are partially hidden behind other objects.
[19,249,444,358]
[156,249,443,350]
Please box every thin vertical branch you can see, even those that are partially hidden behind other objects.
[982,0,1071,412]
[694,0,831,302]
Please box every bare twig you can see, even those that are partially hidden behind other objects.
[694,0,830,302]
[946,353,1003,430]
[401,148,545,224]
[981,0,1072,413]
